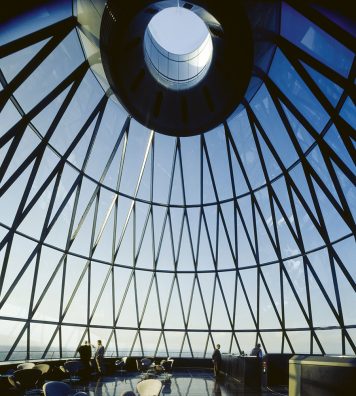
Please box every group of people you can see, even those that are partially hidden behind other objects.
[211,343,263,378]
[78,339,263,379]
[77,340,105,376]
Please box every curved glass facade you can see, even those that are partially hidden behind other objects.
[0,0,355,361]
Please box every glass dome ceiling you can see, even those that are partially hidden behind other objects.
[0,0,355,361]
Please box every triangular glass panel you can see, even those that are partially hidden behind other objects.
[136,143,152,200]
[136,214,154,269]
[188,332,208,358]
[228,140,249,196]
[308,266,339,327]
[156,217,175,270]
[240,268,258,318]
[116,329,136,356]
[44,328,60,359]
[283,256,308,309]
[307,248,337,306]
[32,258,62,322]
[202,149,217,203]
[177,274,195,320]
[169,146,184,205]
[217,215,235,270]
[164,278,185,329]
[218,271,237,321]
[256,209,278,263]
[141,331,161,355]
[92,200,116,263]
[68,113,99,171]
[135,270,154,319]
[169,208,184,260]
[236,208,257,267]
[286,331,310,354]
[140,278,162,329]
[113,267,133,318]
[153,133,175,203]
[164,331,185,357]
[187,278,209,330]
[156,272,175,316]
[261,332,282,353]
[0,163,34,226]
[69,201,96,256]
[11,327,28,361]
[235,276,256,330]
[234,332,256,356]
[324,124,355,173]
[273,201,301,259]
[204,125,233,200]
[62,270,88,325]
[1,126,40,189]
[152,205,167,254]
[252,84,298,168]
[197,216,216,271]
[197,273,215,321]
[0,320,26,360]
[33,85,72,134]
[259,276,282,330]
[291,189,325,251]
[0,100,22,137]
[335,260,356,326]
[203,205,217,257]
[29,323,57,359]
[90,265,114,326]
[181,333,192,357]
[116,210,134,267]
[177,217,195,270]
[180,135,201,205]
[283,271,310,329]
[211,276,233,330]
[116,274,138,328]
[0,252,35,320]
[261,264,282,318]
[307,145,342,206]
[186,207,200,258]
[0,38,51,83]
[44,189,76,249]
[301,62,344,107]
[312,178,351,240]
[281,102,315,153]
[315,329,341,354]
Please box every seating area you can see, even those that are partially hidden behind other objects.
[1,356,176,395]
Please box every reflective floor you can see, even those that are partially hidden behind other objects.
[68,369,288,396]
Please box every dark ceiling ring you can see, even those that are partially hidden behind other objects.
[100,0,254,137]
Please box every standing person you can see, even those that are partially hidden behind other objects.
[94,340,105,375]
[212,344,222,378]
[77,340,92,374]
[251,343,263,359]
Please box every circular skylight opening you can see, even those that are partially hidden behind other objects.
[144,6,213,90]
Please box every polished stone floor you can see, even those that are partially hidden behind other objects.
[68,369,288,396]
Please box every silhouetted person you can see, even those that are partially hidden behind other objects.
[94,340,105,375]
[251,343,262,358]
[77,340,92,377]
[212,344,222,377]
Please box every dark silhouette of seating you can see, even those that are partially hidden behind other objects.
[43,381,89,396]
[63,360,84,382]
[115,356,128,374]
[8,368,42,392]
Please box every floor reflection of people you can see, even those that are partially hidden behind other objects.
[162,382,172,394]
[94,377,103,396]
[213,379,222,396]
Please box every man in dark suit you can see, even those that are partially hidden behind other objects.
[77,340,92,376]
[212,344,222,377]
